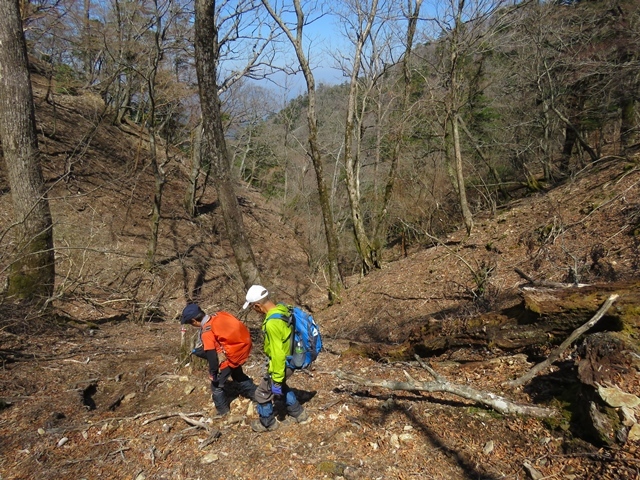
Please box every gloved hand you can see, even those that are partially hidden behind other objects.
[271,382,282,396]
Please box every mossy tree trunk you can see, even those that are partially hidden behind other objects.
[0,0,55,304]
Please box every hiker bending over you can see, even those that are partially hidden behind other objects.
[243,285,310,432]
[181,303,257,416]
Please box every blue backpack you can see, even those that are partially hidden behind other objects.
[269,304,322,369]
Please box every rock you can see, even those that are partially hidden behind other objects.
[343,465,363,480]
[184,385,195,395]
[225,414,244,425]
[37,428,45,435]
[123,392,136,402]
[483,440,494,455]
[398,433,414,443]
[588,401,615,444]
[522,461,543,480]
[201,453,218,464]
[316,460,346,475]
[380,398,396,411]
[57,437,69,447]
[620,406,636,427]
[629,424,640,442]
[389,434,400,449]
[597,384,640,409]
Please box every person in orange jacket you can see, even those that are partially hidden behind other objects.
[181,303,257,416]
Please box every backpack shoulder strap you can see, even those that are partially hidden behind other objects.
[265,304,293,324]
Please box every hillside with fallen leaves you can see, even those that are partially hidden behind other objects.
[1,69,640,480]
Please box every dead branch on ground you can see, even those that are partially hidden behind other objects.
[141,411,205,426]
[46,410,159,434]
[335,357,557,418]
[198,429,221,449]
[506,294,618,388]
[179,413,209,430]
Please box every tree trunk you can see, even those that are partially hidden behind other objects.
[144,4,165,269]
[373,0,422,255]
[343,0,379,276]
[184,124,202,218]
[620,95,637,152]
[0,0,55,303]
[452,115,474,234]
[262,0,343,302]
[194,0,261,288]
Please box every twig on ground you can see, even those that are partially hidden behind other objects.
[141,411,205,426]
[514,267,591,288]
[179,413,209,430]
[198,429,221,449]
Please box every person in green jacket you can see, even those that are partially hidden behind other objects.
[243,284,310,432]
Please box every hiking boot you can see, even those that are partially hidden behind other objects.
[280,409,311,426]
[251,419,279,433]
[295,409,311,424]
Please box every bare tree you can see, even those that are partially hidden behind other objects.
[0,0,55,303]
[442,0,474,234]
[194,0,276,288]
[143,0,180,267]
[338,0,380,275]
[422,0,518,234]
[261,0,344,302]
[330,0,422,275]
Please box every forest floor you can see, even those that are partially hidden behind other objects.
[1,66,640,480]
[1,310,639,480]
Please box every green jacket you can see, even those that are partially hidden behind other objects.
[262,303,292,383]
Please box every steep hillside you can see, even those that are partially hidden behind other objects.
[318,158,640,345]
[1,75,639,479]
[0,68,322,326]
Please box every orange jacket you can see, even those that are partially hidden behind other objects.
[200,311,252,369]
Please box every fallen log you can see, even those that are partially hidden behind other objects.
[514,267,591,288]
[335,357,557,419]
[399,280,640,358]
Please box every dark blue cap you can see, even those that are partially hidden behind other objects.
[181,303,202,324]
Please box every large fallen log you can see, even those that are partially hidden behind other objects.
[398,280,640,358]
[335,356,558,419]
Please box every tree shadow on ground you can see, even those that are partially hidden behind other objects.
[351,394,503,480]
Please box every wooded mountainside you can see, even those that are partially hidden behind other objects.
[1,1,640,479]
[1,0,637,305]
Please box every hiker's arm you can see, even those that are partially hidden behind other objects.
[205,349,220,380]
